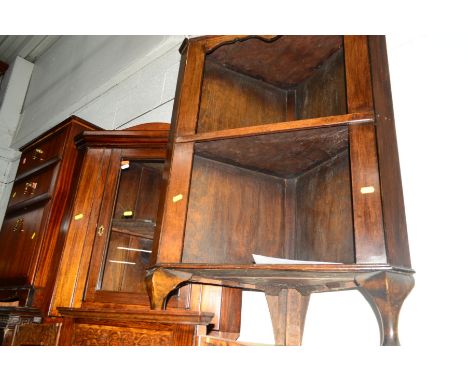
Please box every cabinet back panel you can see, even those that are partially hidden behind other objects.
[183,156,285,264]
[113,163,163,222]
[207,35,343,87]
[296,48,347,120]
[295,152,355,263]
[197,60,287,133]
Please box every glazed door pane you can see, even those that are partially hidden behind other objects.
[98,160,164,293]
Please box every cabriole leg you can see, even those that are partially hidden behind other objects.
[356,271,414,346]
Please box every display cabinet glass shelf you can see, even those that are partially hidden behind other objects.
[148,35,415,346]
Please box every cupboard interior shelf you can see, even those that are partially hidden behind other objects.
[176,112,374,144]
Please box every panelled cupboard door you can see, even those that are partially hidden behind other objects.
[0,206,46,284]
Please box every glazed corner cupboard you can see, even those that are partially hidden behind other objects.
[147,35,415,345]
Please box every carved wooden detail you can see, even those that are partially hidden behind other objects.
[72,324,174,346]
[12,323,61,346]
[145,268,192,309]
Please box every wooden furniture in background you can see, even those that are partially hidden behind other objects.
[0,116,100,344]
[148,35,415,346]
[7,123,239,345]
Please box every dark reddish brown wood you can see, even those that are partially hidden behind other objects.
[183,156,285,264]
[12,322,61,345]
[197,59,287,133]
[368,36,411,269]
[207,36,342,87]
[218,287,242,334]
[16,130,66,177]
[52,126,170,313]
[83,148,124,301]
[286,90,296,121]
[55,308,213,346]
[194,125,349,178]
[295,152,354,263]
[176,112,373,144]
[155,142,194,263]
[0,117,100,316]
[145,268,192,309]
[149,35,414,346]
[7,163,58,209]
[344,36,374,112]
[266,288,310,345]
[356,271,414,345]
[296,48,347,119]
[173,41,206,137]
[50,148,112,315]
[349,124,386,263]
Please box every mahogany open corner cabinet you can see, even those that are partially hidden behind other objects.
[147,35,415,346]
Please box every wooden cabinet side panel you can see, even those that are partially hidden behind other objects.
[345,35,387,264]
[49,148,112,315]
[174,41,206,137]
[368,36,411,268]
[349,124,386,263]
[344,36,374,113]
[32,126,90,312]
[154,142,194,263]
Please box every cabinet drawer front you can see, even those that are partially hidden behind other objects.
[0,206,46,283]
[17,131,66,176]
[8,165,57,209]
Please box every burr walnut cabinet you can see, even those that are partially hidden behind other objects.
[147,35,415,346]
[0,116,100,344]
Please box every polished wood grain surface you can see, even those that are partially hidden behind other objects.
[155,142,194,263]
[344,36,374,113]
[197,60,287,133]
[207,35,343,87]
[49,148,112,315]
[296,48,347,120]
[295,151,354,263]
[194,125,349,178]
[183,156,285,263]
[57,308,213,346]
[12,322,61,346]
[368,36,411,268]
[356,271,414,345]
[177,112,373,144]
[52,124,170,314]
[0,117,100,315]
[149,35,414,346]
[349,124,386,264]
[173,41,205,137]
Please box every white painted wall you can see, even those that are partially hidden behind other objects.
[2,34,467,352]
[0,35,184,223]
[0,56,34,225]
[12,35,185,149]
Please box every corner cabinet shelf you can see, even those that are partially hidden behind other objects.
[148,35,415,346]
